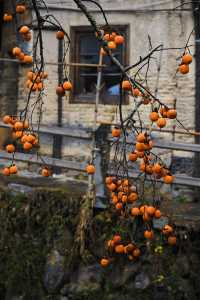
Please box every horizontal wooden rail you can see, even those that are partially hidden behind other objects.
[98,120,200,136]
[0,151,200,187]
[0,151,86,172]
[1,123,199,152]
[152,140,200,153]
[108,170,200,188]
[0,122,92,139]
[0,123,199,187]
[108,136,200,153]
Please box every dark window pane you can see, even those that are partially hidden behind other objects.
[80,34,100,53]
[71,27,127,104]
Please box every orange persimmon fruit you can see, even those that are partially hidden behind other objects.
[86,164,95,174]
[144,230,154,239]
[179,64,189,74]
[56,31,65,40]
[100,258,110,267]
[181,53,192,65]
[2,167,10,176]
[10,165,18,174]
[6,144,15,153]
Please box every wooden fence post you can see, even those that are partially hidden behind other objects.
[94,124,111,208]
[192,1,200,200]
[52,39,63,173]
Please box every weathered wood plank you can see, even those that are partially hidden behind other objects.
[98,120,198,136]
[153,140,200,153]
[1,122,199,152]
[1,121,199,152]
[108,135,200,153]
[108,170,200,187]
[0,122,93,139]
[0,151,200,187]
[0,151,86,171]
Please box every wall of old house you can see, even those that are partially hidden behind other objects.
[16,0,195,163]
[0,1,18,149]
[0,1,32,149]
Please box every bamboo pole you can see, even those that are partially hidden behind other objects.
[88,50,104,206]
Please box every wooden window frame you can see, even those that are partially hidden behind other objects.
[70,25,130,105]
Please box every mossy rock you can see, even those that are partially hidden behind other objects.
[67,282,102,300]
[0,186,82,299]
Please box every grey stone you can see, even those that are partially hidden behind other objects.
[109,263,139,288]
[77,263,102,283]
[7,183,33,195]
[134,272,150,289]
[60,284,70,296]
[110,266,125,287]
[153,287,169,300]
[176,256,190,277]
[121,263,140,285]
[60,264,103,296]
[67,282,101,298]
[44,250,65,293]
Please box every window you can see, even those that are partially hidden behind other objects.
[70,26,128,104]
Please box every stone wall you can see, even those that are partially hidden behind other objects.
[0,1,19,148]
[0,1,32,149]
[0,182,199,300]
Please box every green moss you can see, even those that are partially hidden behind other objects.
[69,282,102,300]
[0,185,200,300]
[0,186,81,298]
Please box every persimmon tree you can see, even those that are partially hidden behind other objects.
[1,0,197,267]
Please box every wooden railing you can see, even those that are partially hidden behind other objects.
[0,123,199,187]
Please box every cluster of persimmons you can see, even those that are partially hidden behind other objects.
[12,25,33,63]
[26,70,48,92]
[3,4,33,64]
[99,176,177,267]
[178,53,193,74]
[1,2,73,177]
[56,80,73,97]
[2,115,51,177]
[100,31,124,55]
[3,3,26,22]
[85,37,193,268]
[12,30,32,63]
[97,104,177,266]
